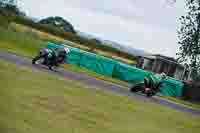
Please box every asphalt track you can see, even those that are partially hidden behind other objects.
[0,51,200,115]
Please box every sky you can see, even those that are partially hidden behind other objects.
[18,0,186,57]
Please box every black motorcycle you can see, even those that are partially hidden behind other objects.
[32,49,65,70]
[130,81,161,97]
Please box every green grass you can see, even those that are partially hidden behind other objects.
[63,64,129,87]
[0,15,9,28]
[0,60,200,133]
[0,27,44,57]
[158,96,200,110]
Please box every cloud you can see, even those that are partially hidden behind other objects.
[18,0,185,57]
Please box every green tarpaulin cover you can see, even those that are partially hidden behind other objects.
[46,42,183,97]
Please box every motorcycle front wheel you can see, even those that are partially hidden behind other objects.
[32,56,45,65]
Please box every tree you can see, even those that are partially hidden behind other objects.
[0,0,16,7]
[0,0,25,17]
[177,0,200,71]
[39,16,76,34]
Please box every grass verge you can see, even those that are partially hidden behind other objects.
[158,96,200,110]
[0,59,200,133]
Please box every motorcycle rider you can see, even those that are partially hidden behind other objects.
[46,47,70,69]
[32,47,70,70]
[51,47,69,66]
[130,72,167,96]
[144,72,167,94]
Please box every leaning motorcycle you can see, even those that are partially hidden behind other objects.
[32,49,64,70]
[130,82,159,97]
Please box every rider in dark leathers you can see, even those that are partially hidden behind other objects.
[130,73,167,96]
[32,47,70,69]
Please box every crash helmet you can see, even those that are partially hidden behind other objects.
[63,47,70,54]
[160,72,167,80]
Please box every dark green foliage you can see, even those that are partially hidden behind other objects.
[0,0,25,29]
[177,0,200,70]
[39,16,76,34]
[0,0,25,17]
[0,0,16,6]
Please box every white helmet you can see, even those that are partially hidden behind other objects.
[160,72,167,80]
[64,47,70,54]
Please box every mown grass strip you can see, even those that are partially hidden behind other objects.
[0,60,200,133]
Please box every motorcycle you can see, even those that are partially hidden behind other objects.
[130,82,160,97]
[32,49,65,70]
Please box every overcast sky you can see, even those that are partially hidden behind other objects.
[18,0,186,57]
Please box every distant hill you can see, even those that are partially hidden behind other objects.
[105,40,150,57]
[77,31,150,57]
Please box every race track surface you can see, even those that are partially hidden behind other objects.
[0,51,200,115]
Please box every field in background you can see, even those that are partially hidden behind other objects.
[0,60,199,133]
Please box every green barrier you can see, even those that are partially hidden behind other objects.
[69,47,117,76]
[46,42,184,97]
[47,42,117,77]
[79,53,117,77]
[112,62,152,84]
[160,79,183,97]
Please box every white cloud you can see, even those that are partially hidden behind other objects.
[18,0,186,57]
